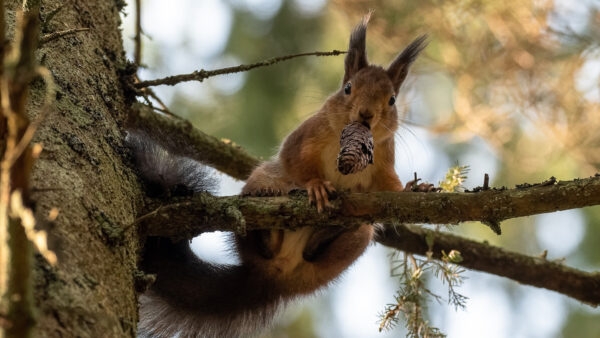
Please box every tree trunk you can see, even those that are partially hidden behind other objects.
[7,1,141,336]
[4,1,599,336]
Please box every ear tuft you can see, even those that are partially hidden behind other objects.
[386,34,428,92]
[396,34,428,67]
[343,14,372,83]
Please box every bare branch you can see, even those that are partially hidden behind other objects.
[130,107,600,229]
[377,223,600,306]
[138,81,177,117]
[136,182,600,305]
[134,0,141,65]
[129,105,259,180]
[39,28,89,45]
[140,176,600,238]
[134,50,347,88]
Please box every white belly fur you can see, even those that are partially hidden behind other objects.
[271,143,374,276]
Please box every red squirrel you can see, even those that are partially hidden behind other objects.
[132,15,429,338]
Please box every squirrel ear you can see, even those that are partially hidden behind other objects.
[343,14,371,84]
[386,34,428,93]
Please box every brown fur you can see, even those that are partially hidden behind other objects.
[139,15,428,338]
[237,13,428,327]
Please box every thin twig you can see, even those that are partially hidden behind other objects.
[126,205,163,231]
[133,74,178,118]
[39,27,89,45]
[148,105,173,115]
[134,0,141,65]
[135,50,347,88]
[408,254,418,271]
[144,87,176,117]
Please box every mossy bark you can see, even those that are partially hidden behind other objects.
[5,1,142,336]
[141,176,600,237]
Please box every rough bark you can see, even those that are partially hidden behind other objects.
[2,0,598,335]
[5,1,142,336]
[141,176,600,237]
[135,177,600,305]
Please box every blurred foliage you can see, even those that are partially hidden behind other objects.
[135,0,600,336]
[172,1,326,157]
[333,1,600,336]
[260,308,318,338]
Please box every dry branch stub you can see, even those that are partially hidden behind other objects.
[337,122,373,175]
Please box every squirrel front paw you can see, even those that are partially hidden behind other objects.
[403,176,441,192]
[306,179,336,213]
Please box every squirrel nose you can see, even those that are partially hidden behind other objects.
[359,110,373,121]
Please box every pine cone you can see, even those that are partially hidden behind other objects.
[337,122,374,175]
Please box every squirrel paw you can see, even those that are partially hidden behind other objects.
[306,179,336,213]
[404,178,441,192]
[242,187,283,197]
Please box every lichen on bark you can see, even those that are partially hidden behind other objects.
[2,1,145,336]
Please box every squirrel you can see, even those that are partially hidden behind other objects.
[130,15,430,338]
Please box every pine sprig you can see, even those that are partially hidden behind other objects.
[379,165,471,336]
[379,250,466,337]
[439,165,470,192]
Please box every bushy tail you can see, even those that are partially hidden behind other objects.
[127,131,280,338]
[126,130,217,195]
[137,238,280,338]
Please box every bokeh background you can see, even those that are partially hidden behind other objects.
[122,1,600,337]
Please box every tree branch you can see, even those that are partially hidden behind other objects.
[377,223,600,306]
[133,0,141,65]
[128,87,600,307]
[39,28,89,45]
[134,50,346,88]
[129,104,259,180]
[137,181,600,305]
[141,176,600,238]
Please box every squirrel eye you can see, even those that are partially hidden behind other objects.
[388,96,396,106]
[344,82,352,95]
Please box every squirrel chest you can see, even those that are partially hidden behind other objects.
[320,141,376,192]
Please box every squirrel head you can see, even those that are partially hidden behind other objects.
[328,14,427,142]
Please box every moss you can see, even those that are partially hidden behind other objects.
[224,205,246,234]
[95,209,124,246]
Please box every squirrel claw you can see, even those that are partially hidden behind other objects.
[404,179,440,192]
[306,179,335,213]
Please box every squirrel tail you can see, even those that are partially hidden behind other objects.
[137,238,281,338]
[126,129,217,195]
[127,131,280,338]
